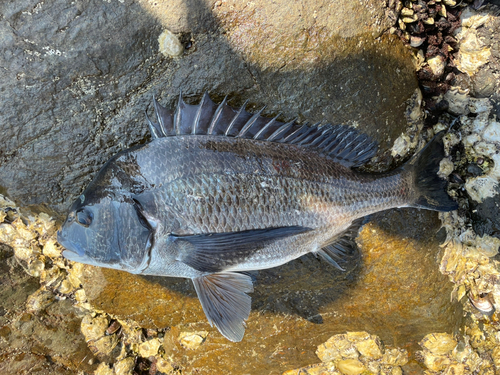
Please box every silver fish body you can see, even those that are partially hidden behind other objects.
[58,94,457,341]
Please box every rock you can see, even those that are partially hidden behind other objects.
[88,335,119,359]
[427,55,447,76]
[336,359,365,375]
[282,362,334,375]
[420,333,458,355]
[307,331,406,375]
[455,8,494,76]
[80,314,109,342]
[354,337,382,360]
[158,29,184,57]
[0,0,418,211]
[138,338,162,357]
[94,363,114,375]
[0,259,98,373]
[113,357,135,375]
[25,288,55,313]
[178,331,208,350]
[155,357,174,373]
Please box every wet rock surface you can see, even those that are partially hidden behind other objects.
[0,245,97,374]
[0,0,418,212]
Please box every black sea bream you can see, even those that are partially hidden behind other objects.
[57,93,457,341]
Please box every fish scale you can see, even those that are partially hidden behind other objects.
[58,93,457,342]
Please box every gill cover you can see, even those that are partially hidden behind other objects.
[58,193,153,273]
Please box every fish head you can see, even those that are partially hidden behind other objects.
[57,189,154,274]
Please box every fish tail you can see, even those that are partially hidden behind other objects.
[404,132,458,212]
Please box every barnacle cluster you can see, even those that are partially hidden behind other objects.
[0,196,200,374]
[284,331,408,375]
[417,91,500,373]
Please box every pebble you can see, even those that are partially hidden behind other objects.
[138,338,162,357]
[438,158,454,178]
[156,357,174,373]
[410,35,426,47]
[88,335,119,357]
[158,29,184,57]
[354,337,382,359]
[420,333,457,355]
[178,331,208,349]
[94,363,114,375]
[427,55,446,76]
[42,238,61,259]
[81,314,109,342]
[25,288,55,313]
[113,357,135,375]
[337,359,365,375]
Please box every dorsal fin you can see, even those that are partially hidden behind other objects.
[147,93,378,167]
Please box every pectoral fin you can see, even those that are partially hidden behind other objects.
[192,272,254,342]
[172,226,311,272]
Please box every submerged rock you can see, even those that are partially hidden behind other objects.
[285,331,407,375]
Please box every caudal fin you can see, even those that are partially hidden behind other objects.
[406,132,458,212]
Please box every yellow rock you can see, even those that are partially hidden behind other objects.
[138,338,162,357]
[42,238,61,259]
[381,348,408,366]
[88,335,119,357]
[422,352,451,372]
[156,357,174,373]
[178,331,208,349]
[346,332,370,342]
[74,288,87,303]
[113,357,135,375]
[58,278,76,294]
[336,359,365,375]
[94,362,114,375]
[492,346,500,368]
[355,338,382,359]
[316,339,342,362]
[282,363,336,375]
[420,333,457,355]
[81,314,109,342]
[442,363,465,375]
[25,288,55,313]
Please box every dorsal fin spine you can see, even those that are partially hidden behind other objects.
[253,114,280,140]
[307,127,331,147]
[207,96,228,135]
[267,119,295,142]
[174,91,184,135]
[296,124,322,145]
[152,96,163,136]
[237,106,266,138]
[317,131,338,149]
[283,123,308,143]
[225,100,249,136]
[192,92,209,135]
[145,111,160,139]
[323,128,349,152]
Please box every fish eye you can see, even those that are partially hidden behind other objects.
[76,208,93,227]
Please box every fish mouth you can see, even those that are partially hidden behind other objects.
[57,230,85,258]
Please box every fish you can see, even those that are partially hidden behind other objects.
[57,93,457,342]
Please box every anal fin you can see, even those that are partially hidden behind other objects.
[192,272,254,342]
[316,219,364,271]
